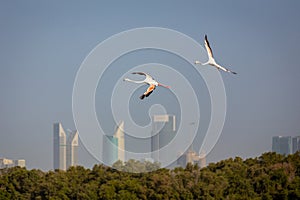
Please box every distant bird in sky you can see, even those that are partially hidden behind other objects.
[123,72,170,100]
[195,35,237,74]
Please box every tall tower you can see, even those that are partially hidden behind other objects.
[151,115,176,162]
[272,136,292,155]
[114,121,125,162]
[102,121,125,166]
[102,135,119,166]
[53,123,67,170]
[66,130,79,169]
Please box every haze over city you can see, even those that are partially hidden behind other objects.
[1,1,300,171]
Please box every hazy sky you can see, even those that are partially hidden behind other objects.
[1,1,300,170]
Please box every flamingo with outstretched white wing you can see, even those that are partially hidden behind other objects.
[123,72,170,100]
[195,35,237,74]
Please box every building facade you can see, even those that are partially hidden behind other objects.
[292,136,300,153]
[102,135,119,166]
[151,115,176,162]
[53,123,67,170]
[0,158,25,169]
[114,121,125,162]
[272,136,292,155]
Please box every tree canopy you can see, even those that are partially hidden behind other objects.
[0,152,299,199]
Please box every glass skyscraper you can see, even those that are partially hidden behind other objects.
[272,136,292,155]
[102,121,125,166]
[102,135,119,166]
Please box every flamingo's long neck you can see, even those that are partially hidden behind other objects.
[124,78,144,84]
[202,61,210,65]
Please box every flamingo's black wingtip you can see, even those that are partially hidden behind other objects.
[139,94,145,100]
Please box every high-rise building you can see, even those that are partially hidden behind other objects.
[102,121,125,166]
[114,121,125,162]
[151,115,176,162]
[272,136,292,155]
[53,123,67,170]
[53,123,78,170]
[66,130,79,169]
[292,136,300,153]
[103,135,119,166]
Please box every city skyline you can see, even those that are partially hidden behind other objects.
[2,117,300,171]
[101,115,206,170]
[1,1,300,170]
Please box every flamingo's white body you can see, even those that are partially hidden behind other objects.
[195,35,237,74]
[123,72,170,100]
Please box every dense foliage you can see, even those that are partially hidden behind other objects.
[0,152,300,199]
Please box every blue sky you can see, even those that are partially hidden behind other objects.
[1,1,300,170]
